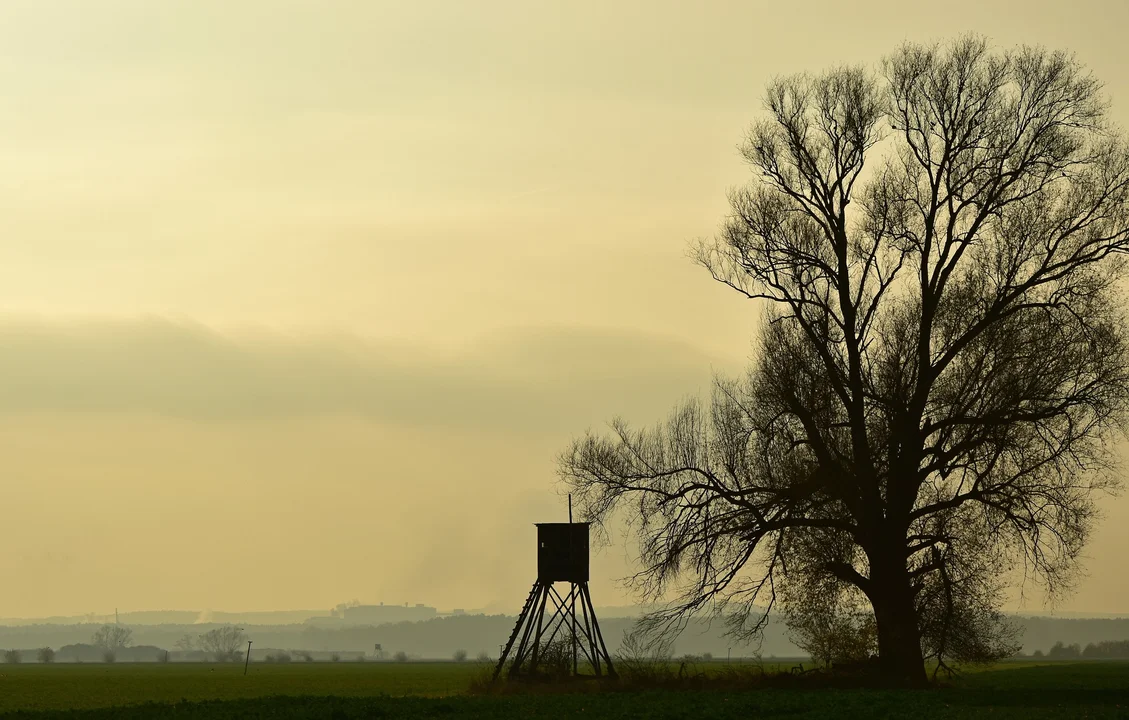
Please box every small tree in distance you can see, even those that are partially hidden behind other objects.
[393,651,409,663]
[92,625,133,663]
[453,649,467,662]
[3,649,20,664]
[37,647,55,664]
[197,626,248,662]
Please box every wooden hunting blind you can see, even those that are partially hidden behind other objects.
[536,522,589,583]
[493,511,615,681]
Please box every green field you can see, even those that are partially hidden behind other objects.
[0,661,1127,718]
[0,662,479,713]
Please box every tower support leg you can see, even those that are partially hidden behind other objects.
[495,579,618,681]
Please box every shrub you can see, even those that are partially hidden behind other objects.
[393,651,409,663]
[102,651,116,664]
[615,627,674,681]
[3,649,20,664]
[331,653,341,663]
[535,638,575,679]
[476,651,493,663]
[784,600,877,669]
[37,647,55,664]
[264,652,292,664]
[453,649,468,662]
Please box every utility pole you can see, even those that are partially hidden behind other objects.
[244,641,252,675]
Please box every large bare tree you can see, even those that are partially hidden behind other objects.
[559,36,1129,686]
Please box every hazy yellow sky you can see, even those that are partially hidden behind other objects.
[2,0,1129,619]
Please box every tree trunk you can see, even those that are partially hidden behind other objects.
[869,558,928,687]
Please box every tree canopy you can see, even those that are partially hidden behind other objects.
[559,35,1129,686]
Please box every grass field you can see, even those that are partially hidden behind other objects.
[0,660,1127,718]
[0,662,479,712]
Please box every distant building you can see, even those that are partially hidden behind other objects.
[342,603,437,625]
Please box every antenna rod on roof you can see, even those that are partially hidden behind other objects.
[568,494,573,523]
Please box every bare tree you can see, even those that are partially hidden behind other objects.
[92,625,133,663]
[197,626,248,662]
[560,35,1129,686]
[37,647,55,664]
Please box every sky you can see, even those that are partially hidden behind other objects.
[2,0,1129,619]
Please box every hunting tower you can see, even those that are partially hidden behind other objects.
[493,510,616,680]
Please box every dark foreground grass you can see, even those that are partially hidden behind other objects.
[1,662,1127,719]
[0,662,476,713]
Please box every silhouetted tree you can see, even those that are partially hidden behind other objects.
[560,35,1129,686]
[3,649,20,664]
[91,625,133,663]
[36,647,54,664]
[197,626,248,662]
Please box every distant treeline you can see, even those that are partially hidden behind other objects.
[1035,640,1129,660]
[1,613,1127,661]
[1015,617,1129,654]
[0,615,786,660]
